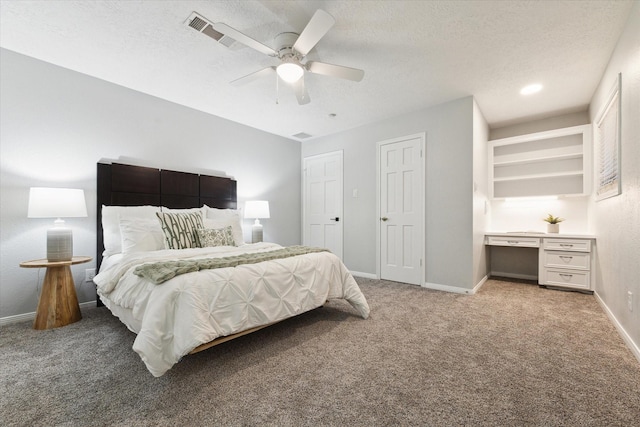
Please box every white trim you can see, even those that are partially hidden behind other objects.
[0,301,97,326]
[594,73,622,201]
[490,124,591,147]
[349,270,377,279]
[376,132,426,285]
[474,275,489,293]
[422,281,476,295]
[594,291,640,364]
[80,301,96,309]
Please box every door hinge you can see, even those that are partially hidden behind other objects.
[420,259,423,266]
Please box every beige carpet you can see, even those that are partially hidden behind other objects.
[1,278,639,426]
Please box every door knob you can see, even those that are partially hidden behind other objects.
[330,217,340,222]
[380,217,388,221]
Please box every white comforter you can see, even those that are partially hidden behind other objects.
[94,243,370,377]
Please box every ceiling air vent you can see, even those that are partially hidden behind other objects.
[293,132,313,139]
[185,12,235,48]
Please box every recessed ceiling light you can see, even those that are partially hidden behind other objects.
[520,84,543,95]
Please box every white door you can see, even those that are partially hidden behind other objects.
[303,151,343,258]
[378,135,424,285]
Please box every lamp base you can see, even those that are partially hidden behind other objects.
[251,220,263,243]
[47,227,73,262]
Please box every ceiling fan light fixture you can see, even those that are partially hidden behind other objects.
[277,62,304,83]
[520,83,543,95]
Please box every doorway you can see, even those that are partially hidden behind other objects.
[302,151,344,259]
[377,134,425,285]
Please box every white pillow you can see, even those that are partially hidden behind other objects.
[161,206,204,217]
[203,205,241,219]
[202,206,244,246]
[119,217,165,254]
[101,205,161,256]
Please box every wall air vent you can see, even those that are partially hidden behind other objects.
[185,12,235,48]
[293,132,313,139]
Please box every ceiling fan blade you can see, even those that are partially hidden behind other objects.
[292,9,335,56]
[212,23,277,57]
[306,61,365,82]
[293,77,311,105]
[230,67,276,86]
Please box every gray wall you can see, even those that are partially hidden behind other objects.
[489,111,590,140]
[301,96,482,290]
[0,49,301,319]
[588,4,640,354]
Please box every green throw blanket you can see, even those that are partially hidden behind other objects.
[133,246,329,284]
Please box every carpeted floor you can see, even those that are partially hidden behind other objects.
[1,278,639,426]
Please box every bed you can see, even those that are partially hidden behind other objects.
[93,162,370,377]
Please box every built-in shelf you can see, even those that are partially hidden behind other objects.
[489,125,592,199]
[493,152,583,167]
[493,170,583,182]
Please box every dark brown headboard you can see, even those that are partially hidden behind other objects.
[96,162,237,270]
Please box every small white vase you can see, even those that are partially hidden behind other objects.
[547,223,560,233]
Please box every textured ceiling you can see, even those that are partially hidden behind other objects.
[0,0,634,141]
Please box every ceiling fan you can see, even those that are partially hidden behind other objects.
[212,9,365,105]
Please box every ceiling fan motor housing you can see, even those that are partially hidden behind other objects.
[275,32,301,61]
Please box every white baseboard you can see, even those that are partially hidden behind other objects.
[353,272,482,295]
[422,281,476,295]
[473,275,489,294]
[490,271,538,281]
[594,291,640,364]
[80,301,97,310]
[0,301,97,326]
[349,271,377,279]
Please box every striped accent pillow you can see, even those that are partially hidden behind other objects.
[156,212,204,249]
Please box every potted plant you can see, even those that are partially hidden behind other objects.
[543,214,564,233]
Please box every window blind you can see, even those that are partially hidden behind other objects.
[595,75,621,200]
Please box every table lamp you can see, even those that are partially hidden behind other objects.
[28,187,88,262]
[244,200,270,243]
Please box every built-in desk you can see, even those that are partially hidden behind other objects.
[485,232,596,291]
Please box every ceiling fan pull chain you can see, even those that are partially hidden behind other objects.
[275,72,279,104]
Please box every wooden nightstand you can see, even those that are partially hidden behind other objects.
[20,256,92,330]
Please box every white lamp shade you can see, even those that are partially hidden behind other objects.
[28,187,88,218]
[244,200,270,219]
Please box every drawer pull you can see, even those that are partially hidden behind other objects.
[507,240,519,244]
[560,244,574,248]
[559,273,573,279]
[559,256,573,261]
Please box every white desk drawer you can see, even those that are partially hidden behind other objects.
[544,269,590,290]
[486,236,540,248]
[543,251,590,270]
[543,238,591,252]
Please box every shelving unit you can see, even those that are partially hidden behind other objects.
[489,125,592,199]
